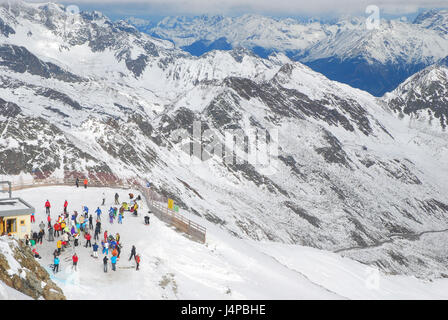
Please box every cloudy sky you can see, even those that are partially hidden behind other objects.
[30,0,448,20]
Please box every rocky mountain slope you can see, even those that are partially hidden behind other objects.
[0,236,65,300]
[383,60,448,131]
[1,1,448,278]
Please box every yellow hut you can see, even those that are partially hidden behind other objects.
[0,181,35,240]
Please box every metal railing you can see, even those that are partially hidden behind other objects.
[142,191,207,243]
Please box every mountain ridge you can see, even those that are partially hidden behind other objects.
[133,10,448,96]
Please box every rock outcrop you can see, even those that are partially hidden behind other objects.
[0,236,65,300]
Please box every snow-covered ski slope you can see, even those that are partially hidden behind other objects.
[12,185,448,300]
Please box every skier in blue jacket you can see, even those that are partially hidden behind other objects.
[92,242,99,258]
[95,207,102,220]
[102,241,109,255]
[111,255,117,271]
[53,256,60,273]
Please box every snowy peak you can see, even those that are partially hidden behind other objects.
[122,17,155,34]
[414,9,448,35]
[0,1,181,79]
[138,11,448,96]
[150,14,327,51]
[147,12,448,64]
[303,17,448,64]
[384,63,448,130]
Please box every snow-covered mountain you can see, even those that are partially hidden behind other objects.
[148,14,329,57]
[414,9,448,35]
[142,11,448,96]
[2,1,448,281]
[123,16,157,34]
[384,60,448,131]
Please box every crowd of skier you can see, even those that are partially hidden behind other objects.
[26,185,145,275]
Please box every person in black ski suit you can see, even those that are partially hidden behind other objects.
[103,255,109,273]
[89,215,93,230]
[32,231,38,244]
[76,178,79,188]
[129,245,136,261]
[94,220,101,241]
[48,226,54,241]
[37,230,44,244]
[74,234,79,247]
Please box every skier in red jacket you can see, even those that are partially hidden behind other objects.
[54,223,61,238]
[84,233,92,248]
[45,200,51,215]
[63,200,68,215]
[135,254,140,271]
[72,253,79,271]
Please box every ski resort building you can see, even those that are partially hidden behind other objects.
[0,181,34,239]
